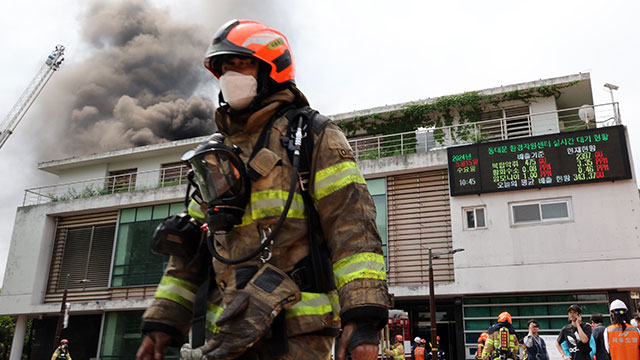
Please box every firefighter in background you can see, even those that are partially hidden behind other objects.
[476,332,489,360]
[51,339,71,360]
[482,312,519,360]
[427,336,446,360]
[414,339,427,360]
[384,334,406,360]
[604,299,640,359]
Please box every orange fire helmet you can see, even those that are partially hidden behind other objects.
[395,334,403,342]
[204,19,294,84]
[480,332,489,342]
[497,311,512,324]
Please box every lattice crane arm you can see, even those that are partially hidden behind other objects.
[0,44,65,149]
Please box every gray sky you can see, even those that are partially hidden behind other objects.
[1,0,639,287]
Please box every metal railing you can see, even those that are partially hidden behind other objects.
[23,165,188,206]
[23,103,621,206]
[348,102,621,161]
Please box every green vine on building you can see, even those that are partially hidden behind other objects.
[337,82,578,137]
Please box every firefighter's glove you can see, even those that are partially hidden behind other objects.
[195,264,300,360]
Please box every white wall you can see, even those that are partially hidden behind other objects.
[448,178,640,295]
[0,185,184,316]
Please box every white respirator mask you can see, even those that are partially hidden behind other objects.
[219,71,258,110]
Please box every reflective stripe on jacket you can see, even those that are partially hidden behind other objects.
[142,88,389,340]
[482,329,518,360]
[606,324,640,360]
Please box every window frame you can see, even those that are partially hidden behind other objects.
[463,206,487,230]
[509,198,573,226]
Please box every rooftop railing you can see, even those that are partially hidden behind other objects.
[23,102,621,206]
[347,102,621,161]
[23,165,188,206]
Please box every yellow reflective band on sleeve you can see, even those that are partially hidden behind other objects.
[285,292,341,321]
[237,189,307,226]
[205,302,224,334]
[333,252,387,290]
[314,161,366,201]
[188,200,205,223]
[154,276,198,311]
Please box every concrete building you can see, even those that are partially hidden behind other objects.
[2,73,638,359]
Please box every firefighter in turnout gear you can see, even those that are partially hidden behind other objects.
[384,334,406,360]
[137,19,390,360]
[51,339,71,360]
[482,312,519,360]
[476,332,489,360]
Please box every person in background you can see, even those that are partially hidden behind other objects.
[555,304,592,360]
[384,334,405,360]
[590,312,611,360]
[476,332,489,360]
[630,307,640,327]
[524,319,549,360]
[482,312,519,360]
[412,336,422,360]
[414,339,426,360]
[427,335,446,360]
[604,299,640,360]
[51,339,71,360]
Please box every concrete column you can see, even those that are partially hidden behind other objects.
[9,315,27,360]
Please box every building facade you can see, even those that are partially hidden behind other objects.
[2,73,638,359]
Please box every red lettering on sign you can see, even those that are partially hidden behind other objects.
[595,151,604,158]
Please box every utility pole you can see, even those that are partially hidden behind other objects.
[428,248,464,360]
[53,274,70,351]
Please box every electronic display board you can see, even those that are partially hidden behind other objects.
[447,125,632,196]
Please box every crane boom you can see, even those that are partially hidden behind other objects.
[0,44,65,149]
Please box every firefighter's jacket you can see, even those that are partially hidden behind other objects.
[141,87,390,342]
[51,348,71,360]
[482,323,519,360]
[385,342,406,360]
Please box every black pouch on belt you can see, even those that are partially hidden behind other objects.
[151,213,202,257]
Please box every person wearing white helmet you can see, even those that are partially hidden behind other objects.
[603,299,640,359]
[412,336,422,360]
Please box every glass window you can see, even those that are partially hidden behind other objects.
[100,311,179,360]
[366,178,387,268]
[463,292,610,343]
[511,199,571,225]
[111,203,182,287]
[512,204,540,223]
[464,206,486,229]
[541,202,569,219]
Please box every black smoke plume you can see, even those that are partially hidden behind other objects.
[59,0,217,154]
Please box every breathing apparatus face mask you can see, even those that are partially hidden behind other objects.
[219,71,257,110]
[183,134,249,233]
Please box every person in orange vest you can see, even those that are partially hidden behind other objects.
[476,332,489,360]
[414,339,426,360]
[603,299,640,360]
[384,334,405,360]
